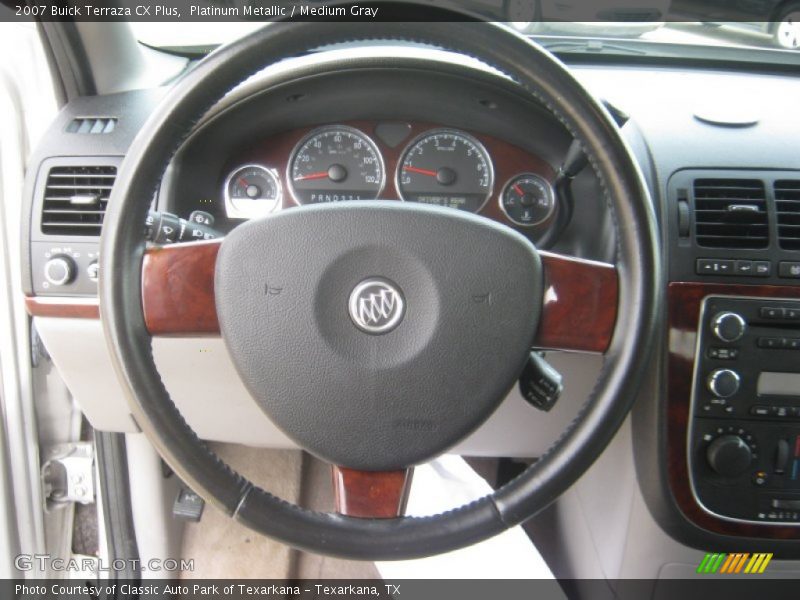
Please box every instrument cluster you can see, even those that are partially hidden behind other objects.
[216,121,558,234]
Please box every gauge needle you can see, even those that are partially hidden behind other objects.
[238,178,249,187]
[294,171,329,181]
[513,183,524,196]
[403,166,438,177]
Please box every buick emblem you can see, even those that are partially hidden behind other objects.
[348,278,405,334]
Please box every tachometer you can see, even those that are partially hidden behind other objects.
[224,164,281,219]
[288,126,385,204]
[396,129,493,212]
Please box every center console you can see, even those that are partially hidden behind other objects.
[663,169,800,542]
[689,296,800,525]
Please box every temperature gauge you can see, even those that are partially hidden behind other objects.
[224,164,282,219]
[500,174,555,227]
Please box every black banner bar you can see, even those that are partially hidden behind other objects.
[0,0,787,23]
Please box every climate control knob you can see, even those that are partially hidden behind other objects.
[706,434,752,477]
[711,311,746,343]
[707,368,740,398]
[43,255,76,287]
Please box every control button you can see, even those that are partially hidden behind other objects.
[753,261,772,277]
[189,210,215,227]
[750,405,770,417]
[707,434,753,477]
[735,260,754,275]
[753,471,768,486]
[707,368,740,398]
[774,406,790,418]
[711,312,746,343]
[760,307,785,319]
[779,261,800,279]
[787,338,800,350]
[518,352,563,412]
[775,439,791,474]
[87,261,99,283]
[708,347,739,360]
[758,337,785,349]
[43,255,76,287]
[772,499,800,510]
[697,258,734,275]
[786,307,800,320]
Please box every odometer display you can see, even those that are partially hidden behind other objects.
[288,126,385,204]
[397,129,493,212]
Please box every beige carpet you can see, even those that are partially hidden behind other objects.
[180,443,378,579]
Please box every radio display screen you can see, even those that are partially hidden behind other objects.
[758,372,800,397]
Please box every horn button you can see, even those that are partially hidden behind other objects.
[215,202,543,470]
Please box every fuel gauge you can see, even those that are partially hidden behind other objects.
[224,165,282,219]
[500,174,555,227]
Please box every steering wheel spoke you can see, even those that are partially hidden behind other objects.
[141,240,221,335]
[535,251,618,353]
[331,466,413,518]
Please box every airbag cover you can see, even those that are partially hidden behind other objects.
[215,202,542,469]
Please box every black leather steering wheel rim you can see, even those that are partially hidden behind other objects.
[100,18,661,560]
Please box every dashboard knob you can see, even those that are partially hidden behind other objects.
[706,434,752,477]
[44,256,76,287]
[707,368,740,398]
[711,311,746,342]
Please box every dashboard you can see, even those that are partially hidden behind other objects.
[18,45,800,557]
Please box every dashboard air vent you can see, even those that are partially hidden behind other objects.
[693,179,768,249]
[775,180,800,251]
[40,166,116,236]
[66,117,117,134]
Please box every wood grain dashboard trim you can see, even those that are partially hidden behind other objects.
[667,281,800,539]
[25,296,100,319]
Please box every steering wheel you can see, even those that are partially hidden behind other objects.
[100,18,660,560]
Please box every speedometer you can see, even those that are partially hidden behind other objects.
[288,125,385,204]
[396,129,493,213]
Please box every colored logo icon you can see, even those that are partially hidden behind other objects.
[697,552,773,574]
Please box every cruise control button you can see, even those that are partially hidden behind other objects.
[779,261,800,279]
